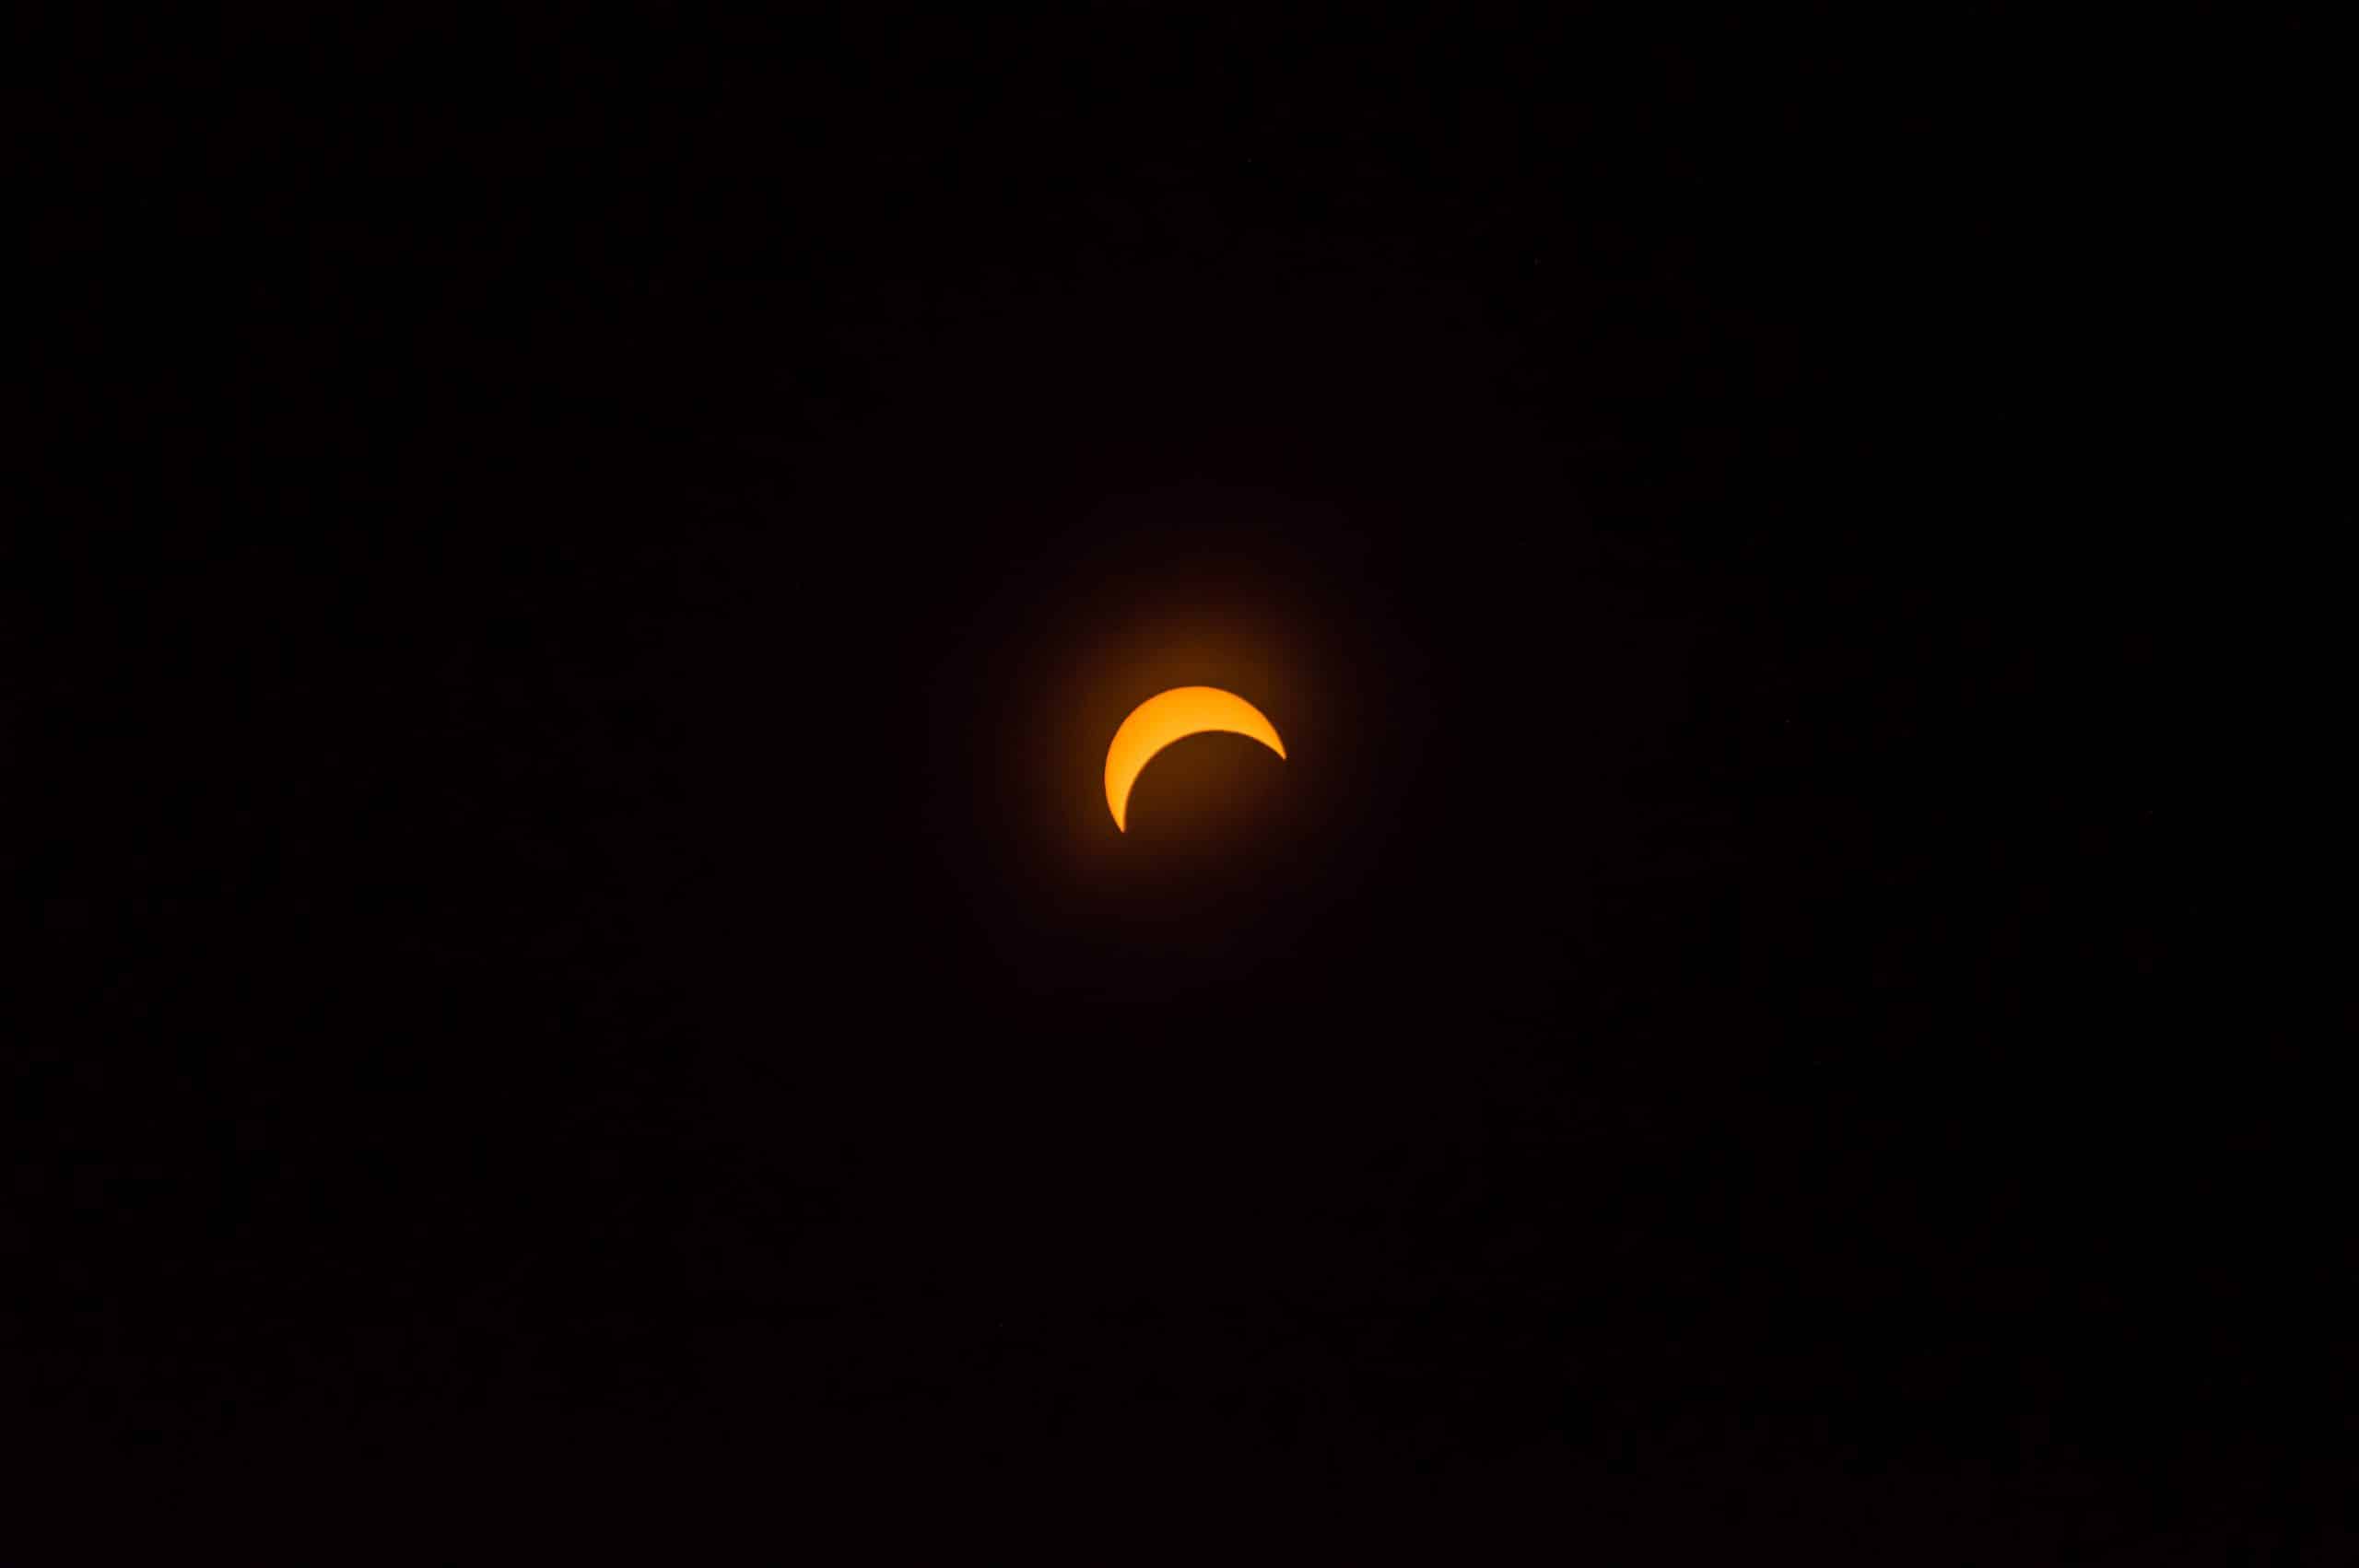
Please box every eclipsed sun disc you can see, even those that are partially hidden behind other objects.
[1104,686,1287,833]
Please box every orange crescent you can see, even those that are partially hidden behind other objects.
[1104,686,1287,832]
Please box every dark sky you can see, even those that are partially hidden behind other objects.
[13,7,2321,1554]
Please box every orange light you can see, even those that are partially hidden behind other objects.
[1104,686,1286,833]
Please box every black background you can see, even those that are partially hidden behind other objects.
[12,7,2330,1555]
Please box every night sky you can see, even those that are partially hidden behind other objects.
[15,8,2323,1555]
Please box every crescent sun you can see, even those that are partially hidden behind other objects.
[1104,686,1288,833]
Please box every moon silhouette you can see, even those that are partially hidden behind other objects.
[1104,686,1287,833]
